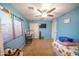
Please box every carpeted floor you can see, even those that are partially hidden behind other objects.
[23,39,57,56]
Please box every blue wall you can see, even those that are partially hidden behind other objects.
[30,20,52,39]
[56,7,79,42]
[0,3,29,48]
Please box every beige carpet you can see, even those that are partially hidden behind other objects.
[23,39,57,56]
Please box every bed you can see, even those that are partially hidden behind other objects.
[52,40,79,56]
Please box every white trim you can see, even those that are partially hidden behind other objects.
[52,20,57,40]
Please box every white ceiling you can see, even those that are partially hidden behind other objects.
[12,3,79,20]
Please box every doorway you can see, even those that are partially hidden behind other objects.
[30,23,39,39]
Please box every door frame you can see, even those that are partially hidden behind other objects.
[52,20,57,40]
[30,23,39,39]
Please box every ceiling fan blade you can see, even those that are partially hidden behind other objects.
[37,9,42,13]
[47,8,56,13]
[28,6,34,10]
[48,14,54,17]
[34,15,41,17]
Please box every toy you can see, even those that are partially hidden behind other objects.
[66,51,72,56]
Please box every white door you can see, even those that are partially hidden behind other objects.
[52,20,57,40]
[30,23,39,39]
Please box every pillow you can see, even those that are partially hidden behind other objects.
[59,36,73,42]
[67,38,73,42]
[59,36,68,42]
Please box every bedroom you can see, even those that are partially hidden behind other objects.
[0,3,79,56]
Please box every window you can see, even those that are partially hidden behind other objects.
[14,16,22,38]
[0,9,23,43]
[0,10,13,42]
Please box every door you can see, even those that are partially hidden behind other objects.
[52,20,57,40]
[30,23,39,39]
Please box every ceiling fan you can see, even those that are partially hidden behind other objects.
[28,6,56,18]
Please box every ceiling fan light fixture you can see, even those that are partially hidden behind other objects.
[42,13,47,17]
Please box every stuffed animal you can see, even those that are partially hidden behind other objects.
[66,51,72,56]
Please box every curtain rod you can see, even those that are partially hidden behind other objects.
[0,5,24,21]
